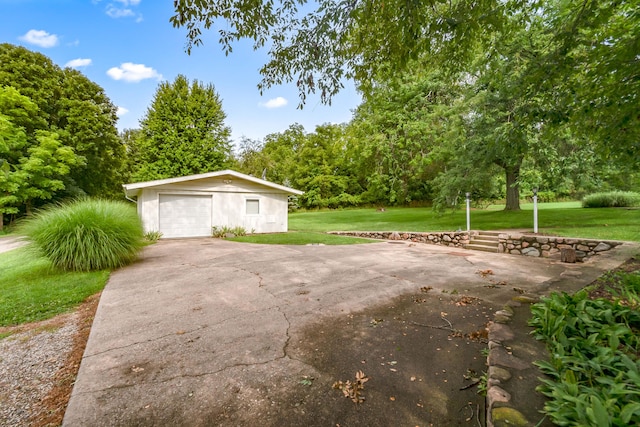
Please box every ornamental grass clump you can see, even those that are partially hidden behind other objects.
[21,199,144,271]
[582,191,640,208]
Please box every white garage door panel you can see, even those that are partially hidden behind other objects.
[159,194,212,238]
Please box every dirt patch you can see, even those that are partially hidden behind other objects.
[587,257,640,301]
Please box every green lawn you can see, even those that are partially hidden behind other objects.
[0,246,109,327]
[289,204,640,242]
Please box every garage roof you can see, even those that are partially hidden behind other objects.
[123,169,304,198]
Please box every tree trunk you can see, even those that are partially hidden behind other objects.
[504,165,521,211]
[0,213,3,231]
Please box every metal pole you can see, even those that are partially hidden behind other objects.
[533,188,538,234]
[466,192,471,231]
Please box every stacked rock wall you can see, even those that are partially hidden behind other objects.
[328,231,469,247]
[496,233,621,261]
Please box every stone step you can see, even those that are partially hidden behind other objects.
[465,243,499,253]
[472,238,500,246]
[475,231,502,237]
[473,235,500,242]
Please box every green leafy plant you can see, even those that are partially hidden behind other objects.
[144,230,163,242]
[211,225,249,238]
[20,198,144,271]
[529,286,640,426]
[582,191,640,208]
[476,371,488,396]
[299,375,315,386]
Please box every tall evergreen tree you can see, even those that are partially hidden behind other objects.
[133,75,232,181]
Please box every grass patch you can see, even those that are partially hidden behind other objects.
[227,231,376,245]
[289,205,640,241]
[0,247,109,326]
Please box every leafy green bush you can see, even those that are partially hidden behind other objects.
[582,191,640,208]
[20,199,144,271]
[529,290,640,426]
[536,190,557,203]
[212,225,250,238]
[144,230,163,242]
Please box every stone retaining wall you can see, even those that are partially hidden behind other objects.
[328,231,470,247]
[496,233,622,261]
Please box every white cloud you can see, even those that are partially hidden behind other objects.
[116,106,129,117]
[106,6,134,18]
[260,97,288,109]
[102,0,142,21]
[19,30,59,48]
[107,62,162,82]
[65,58,92,68]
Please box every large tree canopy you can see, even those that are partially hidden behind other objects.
[172,0,639,162]
[0,87,80,229]
[172,0,508,104]
[0,44,124,198]
[131,74,233,182]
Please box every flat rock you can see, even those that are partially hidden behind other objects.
[593,242,611,252]
[488,322,515,342]
[512,295,539,304]
[489,366,512,382]
[488,347,531,370]
[492,407,530,427]
[495,310,513,317]
[487,386,511,407]
[493,314,511,324]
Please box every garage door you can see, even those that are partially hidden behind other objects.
[159,194,212,238]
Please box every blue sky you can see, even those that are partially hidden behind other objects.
[0,0,361,145]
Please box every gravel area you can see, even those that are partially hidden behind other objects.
[0,294,100,427]
[0,322,78,426]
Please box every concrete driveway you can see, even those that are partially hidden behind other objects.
[63,238,634,426]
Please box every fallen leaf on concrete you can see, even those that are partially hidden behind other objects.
[476,269,494,277]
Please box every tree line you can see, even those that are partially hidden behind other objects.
[1,0,638,227]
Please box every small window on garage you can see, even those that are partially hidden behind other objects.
[246,199,260,215]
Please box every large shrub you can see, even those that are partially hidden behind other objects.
[582,191,640,208]
[21,199,144,271]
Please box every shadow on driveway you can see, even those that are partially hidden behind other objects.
[63,238,634,426]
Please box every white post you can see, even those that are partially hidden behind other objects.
[466,192,471,231]
[533,188,538,234]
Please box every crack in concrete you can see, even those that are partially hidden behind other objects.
[238,268,294,359]
[85,270,282,359]
[83,267,299,394]
[73,355,300,396]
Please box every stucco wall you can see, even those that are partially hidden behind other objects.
[136,177,290,235]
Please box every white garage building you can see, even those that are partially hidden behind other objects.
[123,170,304,238]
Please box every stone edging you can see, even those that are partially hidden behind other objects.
[486,295,541,427]
[329,230,622,262]
[328,231,469,247]
[495,233,622,261]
